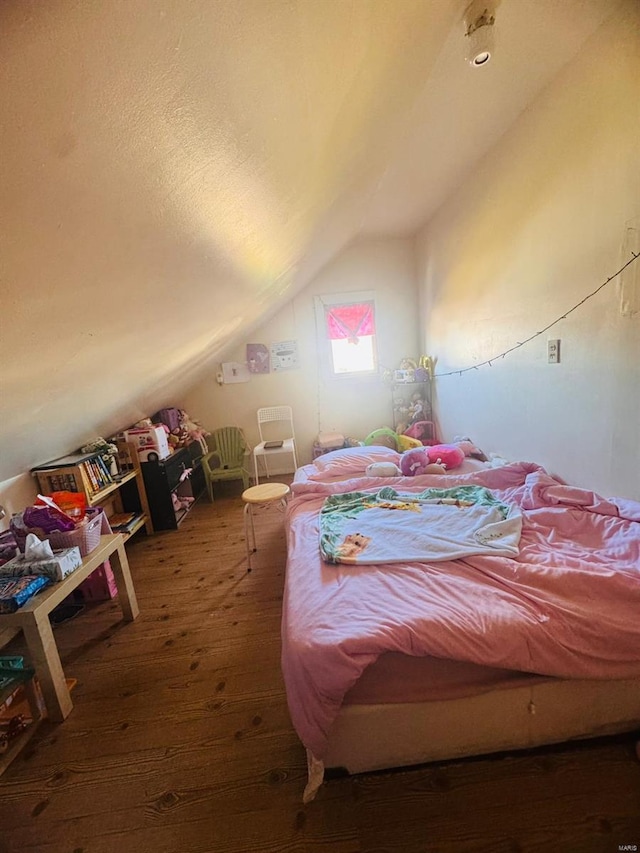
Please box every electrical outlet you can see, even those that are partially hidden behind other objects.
[548,339,560,364]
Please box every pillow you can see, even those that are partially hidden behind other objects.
[313,445,402,474]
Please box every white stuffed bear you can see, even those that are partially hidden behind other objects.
[366,461,402,477]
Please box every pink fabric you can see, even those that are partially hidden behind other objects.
[281,462,640,759]
[343,652,546,705]
[295,456,490,490]
[326,302,375,340]
[310,446,401,475]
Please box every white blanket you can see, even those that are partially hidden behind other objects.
[319,486,522,564]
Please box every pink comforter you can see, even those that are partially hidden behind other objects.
[281,462,640,759]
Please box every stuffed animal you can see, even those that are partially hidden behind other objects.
[404,420,437,445]
[396,433,422,452]
[363,427,398,451]
[453,435,488,462]
[400,447,447,476]
[408,392,425,424]
[366,461,402,477]
[426,444,465,470]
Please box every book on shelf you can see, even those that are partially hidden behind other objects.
[94,455,114,484]
[80,457,114,493]
[81,460,100,493]
[109,512,141,532]
[89,459,105,488]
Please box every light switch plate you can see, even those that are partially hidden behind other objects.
[548,339,560,363]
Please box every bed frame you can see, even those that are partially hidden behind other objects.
[324,676,640,775]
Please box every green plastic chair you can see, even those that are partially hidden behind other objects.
[201,427,250,501]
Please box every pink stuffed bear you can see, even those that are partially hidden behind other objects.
[400,447,447,476]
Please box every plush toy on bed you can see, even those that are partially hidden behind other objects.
[363,427,399,451]
[426,443,465,470]
[453,435,489,462]
[363,427,421,454]
[400,447,447,476]
[365,461,402,477]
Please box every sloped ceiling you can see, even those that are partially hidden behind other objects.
[0,0,618,479]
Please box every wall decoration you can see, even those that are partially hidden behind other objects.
[221,361,251,384]
[270,340,299,372]
[246,343,270,374]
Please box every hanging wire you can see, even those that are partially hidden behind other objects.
[434,251,639,378]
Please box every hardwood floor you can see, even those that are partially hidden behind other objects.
[1,482,639,853]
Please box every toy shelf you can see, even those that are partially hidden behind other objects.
[391,379,433,433]
[140,442,206,531]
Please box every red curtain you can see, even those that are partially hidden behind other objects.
[325,303,375,343]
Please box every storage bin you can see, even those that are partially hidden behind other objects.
[14,508,107,558]
[50,508,108,557]
[78,560,118,602]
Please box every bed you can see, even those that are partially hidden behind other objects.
[280,446,640,801]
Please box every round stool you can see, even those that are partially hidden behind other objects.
[241,482,290,572]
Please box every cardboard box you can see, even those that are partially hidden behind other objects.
[123,425,170,461]
[0,546,82,582]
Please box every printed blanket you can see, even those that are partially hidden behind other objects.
[320,485,522,564]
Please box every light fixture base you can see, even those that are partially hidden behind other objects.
[463,1,496,67]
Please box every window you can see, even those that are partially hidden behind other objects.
[315,293,378,376]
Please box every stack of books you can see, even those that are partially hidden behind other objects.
[79,456,114,493]
[32,451,115,496]
[108,512,140,534]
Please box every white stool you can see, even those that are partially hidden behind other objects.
[241,482,290,572]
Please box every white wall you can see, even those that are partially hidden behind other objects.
[0,475,38,533]
[181,238,419,467]
[416,6,640,499]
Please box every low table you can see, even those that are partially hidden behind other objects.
[1,534,138,722]
[241,482,290,571]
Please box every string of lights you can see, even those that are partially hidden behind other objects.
[434,251,639,378]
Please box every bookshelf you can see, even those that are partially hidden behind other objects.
[31,443,153,540]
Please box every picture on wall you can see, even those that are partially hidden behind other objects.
[246,343,270,374]
[221,361,251,384]
[271,340,299,371]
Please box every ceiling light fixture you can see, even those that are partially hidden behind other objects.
[464,0,496,67]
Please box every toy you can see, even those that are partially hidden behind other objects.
[363,428,398,451]
[399,358,417,382]
[426,444,465,470]
[408,392,425,424]
[178,409,210,453]
[400,447,447,476]
[404,420,437,445]
[453,435,488,461]
[396,434,422,452]
[365,461,402,477]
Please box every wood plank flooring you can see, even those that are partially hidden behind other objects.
[1,481,639,853]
